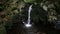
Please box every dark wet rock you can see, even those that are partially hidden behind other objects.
[5,3,56,34]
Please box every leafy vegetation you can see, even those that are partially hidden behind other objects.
[0,0,60,34]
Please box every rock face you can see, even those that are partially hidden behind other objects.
[5,20,55,34]
[4,3,56,34]
[0,0,59,34]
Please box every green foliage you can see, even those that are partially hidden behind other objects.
[0,24,6,34]
[0,4,4,11]
[0,0,60,34]
[24,0,35,3]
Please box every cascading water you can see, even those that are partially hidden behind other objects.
[23,5,33,27]
[28,5,32,24]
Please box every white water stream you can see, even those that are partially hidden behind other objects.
[23,5,33,27]
[28,5,33,24]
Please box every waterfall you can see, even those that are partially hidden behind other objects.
[23,5,33,27]
[28,5,33,24]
